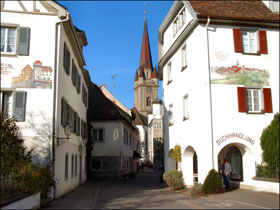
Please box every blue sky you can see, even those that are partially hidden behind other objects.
[58,1,174,109]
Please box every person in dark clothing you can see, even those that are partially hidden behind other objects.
[223,158,232,190]
[141,162,145,173]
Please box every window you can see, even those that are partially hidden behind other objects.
[181,44,187,70]
[91,128,104,142]
[146,97,151,107]
[82,84,88,107]
[75,155,78,176]
[167,62,172,84]
[63,43,71,75]
[129,133,131,146]
[173,8,186,36]
[154,123,162,128]
[183,94,189,120]
[61,97,69,127]
[1,26,30,55]
[92,160,101,170]
[233,29,268,54]
[71,59,76,84]
[71,155,74,177]
[242,31,258,54]
[76,114,80,136]
[237,87,272,113]
[65,154,69,179]
[1,91,27,121]
[246,89,261,112]
[168,104,173,125]
[1,27,16,54]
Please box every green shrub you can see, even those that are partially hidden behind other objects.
[16,165,53,198]
[202,169,222,194]
[260,113,279,170]
[190,183,203,197]
[256,164,278,178]
[163,170,185,191]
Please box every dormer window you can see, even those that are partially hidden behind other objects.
[173,8,186,36]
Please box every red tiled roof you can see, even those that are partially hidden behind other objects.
[189,1,279,22]
[42,66,53,72]
[34,60,42,65]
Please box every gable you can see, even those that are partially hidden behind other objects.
[1,0,67,17]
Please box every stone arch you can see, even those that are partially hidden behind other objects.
[217,143,254,183]
[182,146,198,186]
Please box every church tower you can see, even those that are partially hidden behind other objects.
[134,14,159,118]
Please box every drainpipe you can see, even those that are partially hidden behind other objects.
[206,16,215,169]
[52,12,69,199]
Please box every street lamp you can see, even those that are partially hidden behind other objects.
[57,122,72,146]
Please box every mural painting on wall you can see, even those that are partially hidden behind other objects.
[211,53,269,86]
[1,60,53,89]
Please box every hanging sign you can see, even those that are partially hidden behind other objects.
[216,133,255,145]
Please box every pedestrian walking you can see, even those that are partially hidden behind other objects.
[141,162,145,173]
[223,158,232,190]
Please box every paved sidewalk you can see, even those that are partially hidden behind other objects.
[41,168,279,209]
[40,181,105,209]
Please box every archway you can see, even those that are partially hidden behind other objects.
[218,143,254,182]
[183,146,198,186]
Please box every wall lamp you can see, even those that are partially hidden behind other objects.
[57,122,72,146]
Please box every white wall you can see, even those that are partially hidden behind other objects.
[161,4,279,190]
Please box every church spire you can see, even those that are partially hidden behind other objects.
[139,13,153,70]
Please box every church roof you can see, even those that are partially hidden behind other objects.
[139,19,153,70]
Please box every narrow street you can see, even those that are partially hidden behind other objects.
[42,168,279,209]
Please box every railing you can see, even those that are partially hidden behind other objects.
[0,176,23,195]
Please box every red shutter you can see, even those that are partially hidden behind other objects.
[259,30,268,54]
[237,87,247,112]
[263,88,272,113]
[233,29,243,53]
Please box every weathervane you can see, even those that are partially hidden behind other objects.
[111,74,118,102]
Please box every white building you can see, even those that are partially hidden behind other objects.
[1,0,90,198]
[158,1,279,193]
[147,99,164,168]
[88,83,138,179]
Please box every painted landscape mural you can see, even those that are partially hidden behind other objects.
[1,60,53,89]
[210,65,270,86]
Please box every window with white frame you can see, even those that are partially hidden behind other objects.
[1,27,16,54]
[91,128,104,142]
[246,89,261,113]
[237,87,272,114]
[168,104,173,125]
[242,31,258,54]
[1,26,30,56]
[0,91,27,121]
[183,94,189,120]
[181,44,187,70]
[167,62,172,84]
